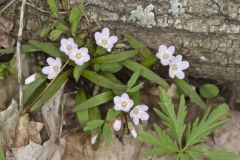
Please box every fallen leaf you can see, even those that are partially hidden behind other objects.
[0,16,14,33]
[28,121,44,144]
[15,114,29,147]
[0,33,15,48]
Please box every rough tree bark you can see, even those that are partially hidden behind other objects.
[2,0,240,81]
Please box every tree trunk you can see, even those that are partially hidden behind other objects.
[2,0,240,81]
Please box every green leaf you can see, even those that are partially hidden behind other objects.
[126,82,144,93]
[73,63,88,81]
[199,83,219,99]
[75,88,89,127]
[40,26,51,38]
[0,148,5,160]
[69,4,84,34]
[204,150,239,160]
[143,148,172,156]
[103,123,112,147]
[29,40,73,64]
[121,59,168,88]
[55,20,68,32]
[49,30,63,41]
[138,131,162,146]
[91,50,138,63]
[186,104,229,146]
[73,91,114,112]
[47,0,58,17]
[100,63,123,73]
[30,70,70,112]
[83,119,104,131]
[174,78,206,109]
[95,47,107,55]
[82,70,126,90]
[23,74,47,105]
[127,70,141,88]
[0,44,40,55]
[105,109,120,121]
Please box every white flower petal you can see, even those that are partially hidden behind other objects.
[113,119,121,131]
[137,105,149,111]
[102,28,110,38]
[139,112,149,121]
[161,59,171,66]
[175,70,185,79]
[180,61,189,70]
[47,57,56,66]
[42,66,52,74]
[133,117,139,126]
[159,45,167,52]
[174,55,182,62]
[114,105,122,111]
[121,93,129,100]
[169,69,176,78]
[79,47,88,54]
[56,57,62,67]
[47,73,57,79]
[113,96,121,105]
[25,73,37,84]
[91,135,97,144]
[109,36,118,44]
[168,46,175,54]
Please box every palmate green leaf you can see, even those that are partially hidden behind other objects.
[30,70,70,112]
[105,109,120,121]
[0,148,5,160]
[69,4,84,34]
[73,63,88,82]
[73,91,114,112]
[91,50,138,63]
[138,131,162,146]
[199,83,219,99]
[23,74,47,105]
[83,119,104,131]
[127,70,141,88]
[75,88,89,127]
[143,148,173,156]
[174,78,206,109]
[103,123,112,147]
[82,70,126,90]
[121,59,168,88]
[204,150,240,160]
[0,44,40,56]
[49,29,63,41]
[186,104,229,146]
[47,0,58,17]
[157,88,187,146]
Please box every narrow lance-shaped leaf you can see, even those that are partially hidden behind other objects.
[174,78,206,109]
[73,63,88,82]
[91,50,138,63]
[204,150,240,160]
[69,4,84,34]
[121,59,168,88]
[47,0,58,17]
[103,123,112,147]
[127,70,141,88]
[30,70,70,112]
[83,119,104,131]
[73,91,114,112]
[75,88,89,127]
[49,30,63,41]
[82,70,126,90]
[105,109,120,121]
[0,44,40,56]
[0,148,5,160]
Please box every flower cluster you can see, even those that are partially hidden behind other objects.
[112,93,149,138]
[40,28,118,80]
[156,45,189,79]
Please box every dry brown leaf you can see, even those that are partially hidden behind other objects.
[0,100,19,148]
[0,16,14,33]
[28,121,44,144]
[15,114,29,147]
[0,33,15,48]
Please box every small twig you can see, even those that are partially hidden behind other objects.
[0,0,17,15]
[16,0,27,110]
[59,89,66,141]
[26,1,67,14]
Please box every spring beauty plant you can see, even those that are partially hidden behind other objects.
[0,0,236,157]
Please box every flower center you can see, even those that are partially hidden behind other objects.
[53,66,59,73]
[66,45,72,51]
[163,53,169,59]
[133,108,139,115]
[121,101,128,108]
[76,53,82,59]
[101,39,108,45]
[172,64,178,71]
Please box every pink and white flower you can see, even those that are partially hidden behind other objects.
[24,73,38,84]
[169,55,189,79]
[60,38,78,55]
[42,57,62,79]
[94,28,118,52]
[156,45,175,65]
[130,105,149,126]
[91,135,98,144]
[69,47,90,65]
[113,93,134,112]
